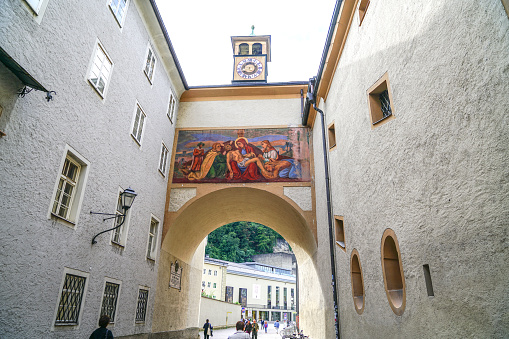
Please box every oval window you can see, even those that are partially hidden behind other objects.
[350,249,365,314]
[381,229,406,315]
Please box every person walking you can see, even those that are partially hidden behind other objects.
[228,321,250,339]
[89,315,114,339]
[203,319,213,339]
[274,320,280,334]
[245,320,252,334]
[264,320,268,333]
[251,319,259,339]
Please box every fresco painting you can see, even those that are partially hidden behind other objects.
[173,127,311,183]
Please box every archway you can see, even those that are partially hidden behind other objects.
[152,187,328,337]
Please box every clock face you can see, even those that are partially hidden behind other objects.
[236,58,263,79]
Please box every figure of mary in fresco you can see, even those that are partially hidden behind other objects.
[226,137,263,181]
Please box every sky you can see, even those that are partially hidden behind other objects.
[154,0,338,87]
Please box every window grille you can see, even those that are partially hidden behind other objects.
[101,282,120,322]
[135,289,149,322]
[131,105,146,144]
[379,89,392,119]
[109,0,127,24]
[52,157,80,219]
[55,274,86,325]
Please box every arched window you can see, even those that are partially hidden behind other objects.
[350,249,365,314]
[381,229,406,315]
[252,43,262,55]
[239,43,249,55]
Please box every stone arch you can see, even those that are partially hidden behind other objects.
[152,187,327,337]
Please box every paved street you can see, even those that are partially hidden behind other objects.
[200,323,289,339]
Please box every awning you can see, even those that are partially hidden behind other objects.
[0,46,48,92]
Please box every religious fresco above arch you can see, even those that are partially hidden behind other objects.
[172,127,311,183]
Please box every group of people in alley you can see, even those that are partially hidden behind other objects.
[203,318,284,339]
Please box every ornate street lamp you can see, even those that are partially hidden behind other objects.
[91,187,137,245]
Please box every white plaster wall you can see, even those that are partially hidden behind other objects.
[198,297,241,328]
[319,0,509,338]
[177,98,302,128]
[0,1,183,338]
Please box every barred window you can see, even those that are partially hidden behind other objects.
[101,282,120,322]
[135,289,149,323]
[131,104,146,145]
[55,274,86,325]
[52,156,80,220]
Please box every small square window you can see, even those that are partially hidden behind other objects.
[144,45,157,83]
[146,217,159,260]
[101,281,120,322]
[88,43,113,97]
[109,0,128,26]
[131,103,146,145]
[367,72,395,128]
[328,122,336,150]
[213,283,216,288]
[359,0,370,25]
[135,288,149,323]
[335,216,345,251]
[158,143,169,176]
[167,91,177,123]
[207,282,211,287]
[55,271,87,325]
[208,270,212,275]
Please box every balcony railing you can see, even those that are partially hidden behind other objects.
[246,304,296,311]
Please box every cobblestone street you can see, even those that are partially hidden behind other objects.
[200,323,290,339]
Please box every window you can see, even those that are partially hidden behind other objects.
[25,0,42,13]
[109,0,128,26]
[143,45,156,83]
[350,249,365,314]
[359,0,370,25]
[146,217,159,260]
[202,281,205,287]
[131,103,146,145]
[49,147,89,224]
[203,269,206,274]
[276,286,280,307]
[213,283,216,288]
[252,43,262,55]
[208,270,212,275]
[291,288,294,309]
[101,281,120,322]
[111,189,130,246]
[214,270,217,276]
[135,288,149,323]
[88,42,113,97]
[52,156,80,220]
[207,282,211,287]
[239,43,249,55]
[381,228,406,315]
[54,270,88,325]
[367,72,395,128]
[167,91,177,123]
[158,143,169,176]
[283,287,287,309]
[267,286,272,308]
[328,122,336,150]
[334,216,345,251]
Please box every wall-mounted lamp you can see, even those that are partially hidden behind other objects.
[90,187,137,245]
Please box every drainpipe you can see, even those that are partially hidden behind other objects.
[307,78,341,339]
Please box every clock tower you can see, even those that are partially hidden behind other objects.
[231,29,271,83]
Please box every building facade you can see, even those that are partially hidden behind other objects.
[0,0,508,338]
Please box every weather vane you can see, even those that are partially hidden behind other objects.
[250,25,255,36]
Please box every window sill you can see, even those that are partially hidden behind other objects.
[88,80,106,99]
[146,256,155,262]
[329,144,337,152]
[50,213,76,226]
[144,71,154,85]
[158,169,166,178]
[336,241,346,251]
[0,130,6,138]
[371,113,395,129]
[109,6,125,28]
[131,134,142,146]
[111,241,125,248]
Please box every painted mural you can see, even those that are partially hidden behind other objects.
[173,127,311,183]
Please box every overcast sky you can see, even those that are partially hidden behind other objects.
[154,0,337,87]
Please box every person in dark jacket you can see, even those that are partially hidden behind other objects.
[203,318,213,338]
[90,314,114,339]
[245,320,252,334]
